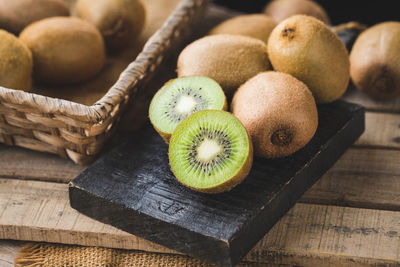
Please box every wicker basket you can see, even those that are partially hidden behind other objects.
[0,0,210,165]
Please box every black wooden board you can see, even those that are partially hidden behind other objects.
[69,101,364,267]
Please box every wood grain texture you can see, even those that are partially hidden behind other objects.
[301,148,400,211]
[0,179,176,255]
[69,101,364,266]
[343,86,400,113]
[0,240,21,267]
[355,112,400,149]
[0,145,85,182]
[246,203,400,266]
[2,179,400,266]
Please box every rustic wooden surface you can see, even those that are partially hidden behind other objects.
[68,102,364,267]
[1,4,400,267]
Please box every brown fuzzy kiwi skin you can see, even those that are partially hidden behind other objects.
[267,15,350,104]
[0,0,70,34]
[231,71,318,158]
[151,98,228,144]
[76,0,146,52]
[350,22,400,99]
[209,14,277,44]
[0,30,32,91]
[19,17,105,85]
[177,34,271,96]
[263,0,330,25]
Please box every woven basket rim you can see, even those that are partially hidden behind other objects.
[0,0,199,124]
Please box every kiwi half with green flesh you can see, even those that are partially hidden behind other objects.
[209,14,277,44]
[232,71,318,158]
[177,34,271,96]
[169,110,253,193]
[263,0,330,25]
[350,22,400,99]
[149,76,227,143]
[267,15,350,104]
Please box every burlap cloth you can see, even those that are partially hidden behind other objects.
[14,242,264,267]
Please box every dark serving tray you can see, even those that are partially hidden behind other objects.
[69,100,364,267]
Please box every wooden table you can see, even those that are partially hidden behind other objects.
[1,5,400,266]
[1,86,399,266]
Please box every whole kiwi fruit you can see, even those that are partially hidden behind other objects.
[0,0,70,34]
[177,34,271,96]
[350,22,400,99]
[232,71,318,158]
[169,110,253,193]
[0,30,32,91]
[263,0,330,24]
[76,0,146,52]
[209,14,277,44]
[268,15,350,103]
[19,17,105,85]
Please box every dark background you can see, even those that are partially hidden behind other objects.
[214,0,398,26]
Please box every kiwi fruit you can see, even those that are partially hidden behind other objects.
[0,30,32,91]
[209,14,277,44]
[232,71,318,158]
[177,34,271,96]
[169,110,253,193]
[267,15,350,103]
[350,22,400,99]
[19,17,105,85]
[76,0,146,52]
[0,0,70,34]
[263,0,330,25]
[149,76,227,143]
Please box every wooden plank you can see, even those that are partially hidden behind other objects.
[0,240,21,267]
[0,179,176,255]
[343,86,400,113]
[69,101,364,266]
[0,145,84,182]
[1,178,400,266]
[355,112,400,149]
[301,147,400,211]
[245,203,400,266]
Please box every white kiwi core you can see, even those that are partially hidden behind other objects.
[196,138,222,162]
[175,95,197,114]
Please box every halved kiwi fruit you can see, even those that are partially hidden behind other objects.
[169,110,253,193]
[149,76,227,143]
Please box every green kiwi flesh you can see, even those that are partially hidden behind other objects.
[169,110,253,193]
[350,22,400,99]
[267,15,350,103]
[149,76,227,143]
[232,71,318,158]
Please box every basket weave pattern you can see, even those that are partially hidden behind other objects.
[0,0,209,164]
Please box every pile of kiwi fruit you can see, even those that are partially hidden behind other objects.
[0,0,145,89]
[150,0,400,194]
